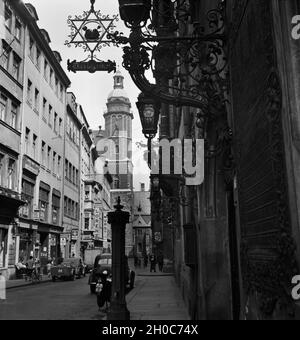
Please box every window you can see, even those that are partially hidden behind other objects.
[11,102,17,130]
[60,84,64,101]
[34,88,39,112]
[33,134,37,159]
[75,169,79,186]
[12,53,21,80]
[15,19,22,41]
[55,78,59,95]
[36,48,41,69]
[114,178,119,189]
[0,95,7,121]
[48,105,52,126]
[64,196,67,215]
[0,154,4,186]
[29,36,34,60]
[52,151,56,172]
[57,155,61,176]
[41,141,46,165]
[25,127,30,154]
[72,166,75,184]
[68,163,72,182]
[7,158,16,190]
[1,41,10,70]
[54,112,58,132]
[65,160,68,179]
[5,6,12,31]
[44,60,48,80]
[21,179,34,219]
[39,187,49,222]
[47,146,51,169]
[85,217,89,230]
[59,118,62,136]
[27,79,32,105]
[85,190,89,201]
[50,69,54,87]
[52,194,60,225]
[42,98,47,117]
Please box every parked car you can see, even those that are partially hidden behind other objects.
[88,253,135,294]
[51,257,85,281]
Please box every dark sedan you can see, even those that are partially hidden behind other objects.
[88,253,135,293]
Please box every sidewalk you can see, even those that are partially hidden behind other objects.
[6,275,51,289]
[126,274,190,320]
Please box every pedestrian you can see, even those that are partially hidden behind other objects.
[143,254,148,268]
[149,254,157,273]
[157,253,164,272]
[47,260,52,278]
[0,272,6,302]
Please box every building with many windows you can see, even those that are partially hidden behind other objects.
[18,2,70,272]
[0,0,26,279]
[0,0,70,278]
[61,92,81,258]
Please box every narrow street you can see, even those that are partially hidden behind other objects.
[0,271,189,320]
[0,277,103,320]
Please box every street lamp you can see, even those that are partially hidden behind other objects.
[136,92,160,168]
[136,93,160,139]
[118,0,151,28]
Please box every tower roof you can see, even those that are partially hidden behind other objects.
[107,70,130,102]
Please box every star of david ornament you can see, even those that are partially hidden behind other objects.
[65,0,118,73]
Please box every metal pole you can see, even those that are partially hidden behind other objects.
[107,197,130,320]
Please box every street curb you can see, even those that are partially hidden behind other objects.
[7,279,52,290]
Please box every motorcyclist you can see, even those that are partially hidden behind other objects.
[96,270,112,312]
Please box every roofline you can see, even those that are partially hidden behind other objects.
[15,2,71,88]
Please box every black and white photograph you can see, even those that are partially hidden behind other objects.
[0,0,300,324]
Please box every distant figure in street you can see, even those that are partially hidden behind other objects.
[26,256,34,269]
[47,260,52,278]
[143,254,148,268]
[150,254,157,273]
[157,253,164,272]
[0,272,6,301]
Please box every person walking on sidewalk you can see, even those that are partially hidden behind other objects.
[150,254,157,273]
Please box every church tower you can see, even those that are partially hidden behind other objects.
[104,70,133,190]
[104,70,134,256]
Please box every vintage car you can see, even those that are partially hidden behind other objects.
[51,257,85,281]
[88,253,135,293]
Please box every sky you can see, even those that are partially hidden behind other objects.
[27,0,150,191]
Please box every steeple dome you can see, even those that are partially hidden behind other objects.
[107,70,129,103]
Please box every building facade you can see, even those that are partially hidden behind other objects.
[146,0,300,320]
[0,0,70,278]
[61,92,81,258]
[0,0,26,279]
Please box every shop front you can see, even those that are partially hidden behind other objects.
[0,189,25,279]
[18,223,37,261]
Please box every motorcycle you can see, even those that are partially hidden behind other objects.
[96,270,112,312]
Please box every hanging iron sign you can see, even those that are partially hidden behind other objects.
[67,59,116,74]
[65,0,119,72]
